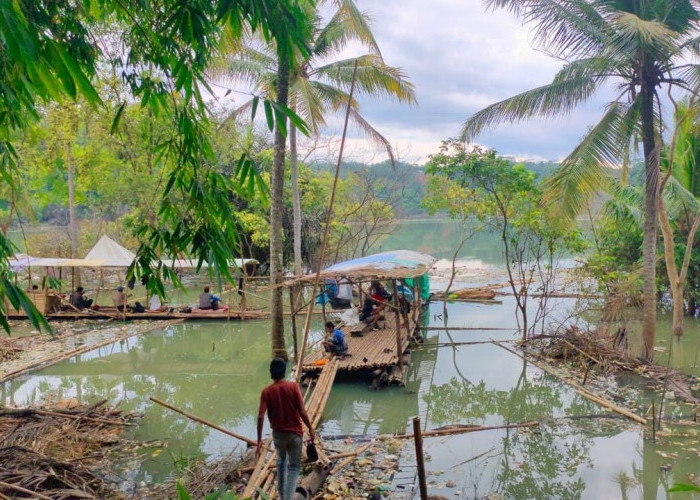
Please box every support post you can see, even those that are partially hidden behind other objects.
[412,416,428,500]
[392,280,402,363]
[289,285,299,362]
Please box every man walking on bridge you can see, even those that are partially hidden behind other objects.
[257,358,315,500]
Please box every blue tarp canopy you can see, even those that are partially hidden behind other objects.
[291,250,435,284]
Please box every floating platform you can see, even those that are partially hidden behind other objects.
[6,307,268,321]
[301,311,417,377]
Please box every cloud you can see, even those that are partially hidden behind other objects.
[320,0,615,162]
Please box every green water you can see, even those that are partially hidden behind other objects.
[2,297,698,499]
[371,219,505,264]
[3,221,700,497]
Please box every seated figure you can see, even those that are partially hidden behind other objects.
[322,321,348,357]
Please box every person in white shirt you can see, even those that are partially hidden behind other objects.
[331,277,353,309]
[149,294,167,312]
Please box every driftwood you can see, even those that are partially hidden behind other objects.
[432,288,497,300]
[292,462,333,500]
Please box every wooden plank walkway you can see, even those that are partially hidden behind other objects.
[301,312,413,373]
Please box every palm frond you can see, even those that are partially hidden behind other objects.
[664,175,700,215]
[604,180,643,226]
[314,0,381,57]
[348,107,396,166]
[486,0,608,58]
[308,80,356,112]
[552,56,621,83]
[209,44,276,88]
[460,75,601,141]
[289,78,327,133]
[605,11,680,60]
[544,99,639,219]
[675,64,700,92]
[313,55,417,104]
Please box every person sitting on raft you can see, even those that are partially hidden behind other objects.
[113,286,130,311]
[69,286,93,309]
[148,294,168,312]
[322,321,348,357]
[359,281,387,330]
[199,286,228,311]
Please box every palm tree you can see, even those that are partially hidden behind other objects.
[461,0,700,361]
[215,0,415,357]
[218,0,415,273]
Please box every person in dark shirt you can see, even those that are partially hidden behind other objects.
[257,358,315,500]
[198,286,223,310]
[69,286,93,309]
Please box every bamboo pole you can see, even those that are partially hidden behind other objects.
[389,420,540,440]
[289,286,299,362]
[0,481,52,500]
[392,281,402,363]
[419,326,515,331]
[295,61,359,383]
[412,417,428,500]
[150,397,256,446]
[329,442,373,474]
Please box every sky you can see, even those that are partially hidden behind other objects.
[321,0,612,165]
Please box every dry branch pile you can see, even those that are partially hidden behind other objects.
[0,399,139,499]
[529,327,699,404]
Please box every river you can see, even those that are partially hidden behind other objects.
[1,220,699,498]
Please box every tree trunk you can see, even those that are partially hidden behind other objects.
[66,140,81,286]
[270,52,290,360]
[640,75,659,361]
[290,122,303,277]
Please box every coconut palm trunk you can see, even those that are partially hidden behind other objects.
[290,119,303,277]
[640,72,660,360]
[270,52,290,360]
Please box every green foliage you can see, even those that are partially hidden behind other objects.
[176,482,244,500]
[668,483,700,492]
[0,0,315,329]
[425,139,584,335]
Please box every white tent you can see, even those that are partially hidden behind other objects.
[84,235,136,267]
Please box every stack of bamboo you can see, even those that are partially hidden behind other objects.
[242,358,339,499]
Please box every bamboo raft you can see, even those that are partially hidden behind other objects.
[6,307,268,321]
[301,312,415,375]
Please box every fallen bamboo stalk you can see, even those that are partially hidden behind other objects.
[3,408,135,426]
[494,341,646,426]
[431,298,503,304]
[0,480,52,500]
[329,442,373,474]
[415,340,518,348]
[559,338,603,366]
[419,326,515,331]
[149,397,256,446]
[388,420,540,440]
[449,447,496,470]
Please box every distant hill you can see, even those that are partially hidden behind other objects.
[310,158,565,218]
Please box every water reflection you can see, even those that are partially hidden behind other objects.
[1,298,698,497]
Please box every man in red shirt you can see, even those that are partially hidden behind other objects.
[257,358,315,500]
